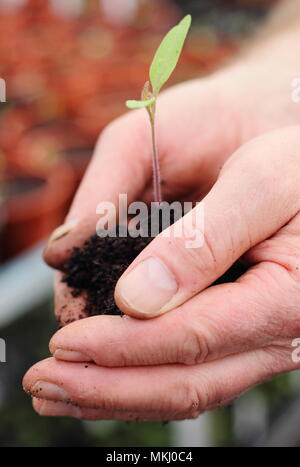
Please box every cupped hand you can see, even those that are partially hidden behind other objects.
[24,125,300,420]
[24,54,300,419]
[44,54,300,324]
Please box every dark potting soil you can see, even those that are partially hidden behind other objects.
[62,230,153,317]
[62,223,248,320]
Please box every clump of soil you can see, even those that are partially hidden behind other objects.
[62,229,152,317]
[62,210,177,320]
[62,220,248,320]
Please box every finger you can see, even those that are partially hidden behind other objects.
[54,272,89,327]
[115,126,300,318]
[49,257,300,366]
[32,395,233,420]
[243,210,300,272]
[31,397,193,421]
[43,112,152,269]
[24,345,299,419]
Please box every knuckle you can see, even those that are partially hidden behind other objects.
[251,129,299,199]
[259,346,290,378]
[285,283,300,336]
[179,313,210,365]
[283,266,300,336]
[163,222,219,278]
[222,126,300,189]
[171,378,206,417]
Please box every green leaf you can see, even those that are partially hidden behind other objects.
[126,97,156,109]
[149,14,192,96]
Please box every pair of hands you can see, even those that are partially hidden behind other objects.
[23,52,300,421]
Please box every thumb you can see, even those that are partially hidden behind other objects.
[114,126,300,319]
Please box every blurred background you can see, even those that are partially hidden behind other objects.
[1,0,300,447]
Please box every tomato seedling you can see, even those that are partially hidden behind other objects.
[126,14,192,203]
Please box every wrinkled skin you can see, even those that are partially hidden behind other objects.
[23,48,300,420]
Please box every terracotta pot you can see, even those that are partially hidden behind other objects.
[2,162,76,261]
[12,120,89,174]
[0,104,38,155]
[99,57,148,92]
[57,60,104,114]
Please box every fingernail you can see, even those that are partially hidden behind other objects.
[47,220,77,245]
[119,257,178,316]
[31,381,70,402]
[54,349,92,362]
[38,400,82,418]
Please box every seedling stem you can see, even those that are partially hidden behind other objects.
[126,14,192,203]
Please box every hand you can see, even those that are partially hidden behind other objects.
[24,31,300,418]
[24,124,300,420]
[44,50,300,324]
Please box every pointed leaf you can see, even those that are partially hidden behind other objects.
[150,14,191,96]
[126,97,156,109]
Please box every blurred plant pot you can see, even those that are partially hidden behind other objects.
[100,58,148,93]
[0,104,38,155]
[58,60,105,115]
[12,120,89,174]
[2,162,76,261]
